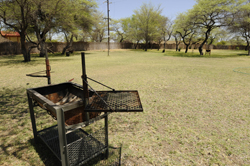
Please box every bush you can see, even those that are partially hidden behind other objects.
[46,39,59,42]
[217,41,227,45]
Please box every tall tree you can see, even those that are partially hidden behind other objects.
[29,0,96,57]
[111,18,129,42]
[189,0,239,55]
[0,0,32,61]
[174,13,197,53]
[172,32,182,51]
[59,0,95,54]
[133,3,162,51]
[159,16,173,52]
[228,0,250,55]
[126,15,143,49]
[89,11,106,42]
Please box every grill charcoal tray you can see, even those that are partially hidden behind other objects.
[27,82,100,125]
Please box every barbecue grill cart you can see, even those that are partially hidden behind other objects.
[27,52,143,166]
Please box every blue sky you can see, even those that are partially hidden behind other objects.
[96,0,197,20]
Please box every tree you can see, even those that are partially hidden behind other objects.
[133,3,163,51]
[0,0,96,61]
[29,0,96,56]
[111,18,129,42]
[58,0,95,54]
[174,13,197,53]
[189,0,239,55]
[125,15,143,49]
[0,0,33,62]
[154,16,172,52]
[228,0,250,55]
[172,32,182,51]
[161,16,173,52]
[89,11,107,42]
[202,28,230,50]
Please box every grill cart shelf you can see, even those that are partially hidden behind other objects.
[27,52,143,166]
[27,82,109,166]
[85,91,143,112]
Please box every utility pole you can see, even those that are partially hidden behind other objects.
[107,0,110,56]
[104,0,111,56]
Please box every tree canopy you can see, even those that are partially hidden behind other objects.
[1,0,250,58]
[187,0,238,54]
[0,0,96,61]
[133,3,163,51]
[0,0,33,61]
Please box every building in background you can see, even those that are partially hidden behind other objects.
[0,31,20,43]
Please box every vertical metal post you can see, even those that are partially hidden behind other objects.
[57,108,69,166]
[81,52,89,123]
[27,92,38,143]
[119,144,122,166]
[45,58,51,84]
[107,0,110,56]
[105,112,109,158]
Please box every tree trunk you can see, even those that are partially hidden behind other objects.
[145,40,148,51]
[39,40,47,57]
[163,36,166,52]
[136,41,139,49]
[174,36,179,51]
[199,30,211,55]
[245,41,249,52]
[20,32,30,62]
[185,44,189,53]
[176,44,180,52]
[62,34,73,55]
[134,41,139,49]
[28,45,38,60]
[62,46,68,55]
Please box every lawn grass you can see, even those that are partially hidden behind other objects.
[1,49,250,165]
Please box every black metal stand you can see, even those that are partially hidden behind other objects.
[27,82,109,166]
[26,52,143,166]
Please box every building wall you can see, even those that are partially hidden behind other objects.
[0,36,11,43]
[6,36,20,43]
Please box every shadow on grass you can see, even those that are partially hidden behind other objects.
[0,52,85,67]
[0,87,32,164]
[163,51,250,58]
[29,138,61,166]
[29,137,122,166]
[0,58,43,67]
[237,53,249,56]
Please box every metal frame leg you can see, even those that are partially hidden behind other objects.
[105,112,109,159]
[57,109,69,166]
[27,93,38,143]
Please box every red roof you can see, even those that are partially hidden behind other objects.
[1,31,20,37]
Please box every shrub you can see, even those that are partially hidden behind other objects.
[217,41,227,45]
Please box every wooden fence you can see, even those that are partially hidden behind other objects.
[0,41,247,55]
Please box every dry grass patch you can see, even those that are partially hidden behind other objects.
[1,49,250,165]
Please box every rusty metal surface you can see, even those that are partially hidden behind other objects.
[85,91,143,112]
[27,82,101,125]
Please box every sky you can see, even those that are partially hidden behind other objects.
[96,0,197,20]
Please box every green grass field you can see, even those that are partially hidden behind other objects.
[1,49,250,165]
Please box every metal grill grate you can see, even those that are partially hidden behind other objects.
[38,126,107,165]
[86,91,143,112]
